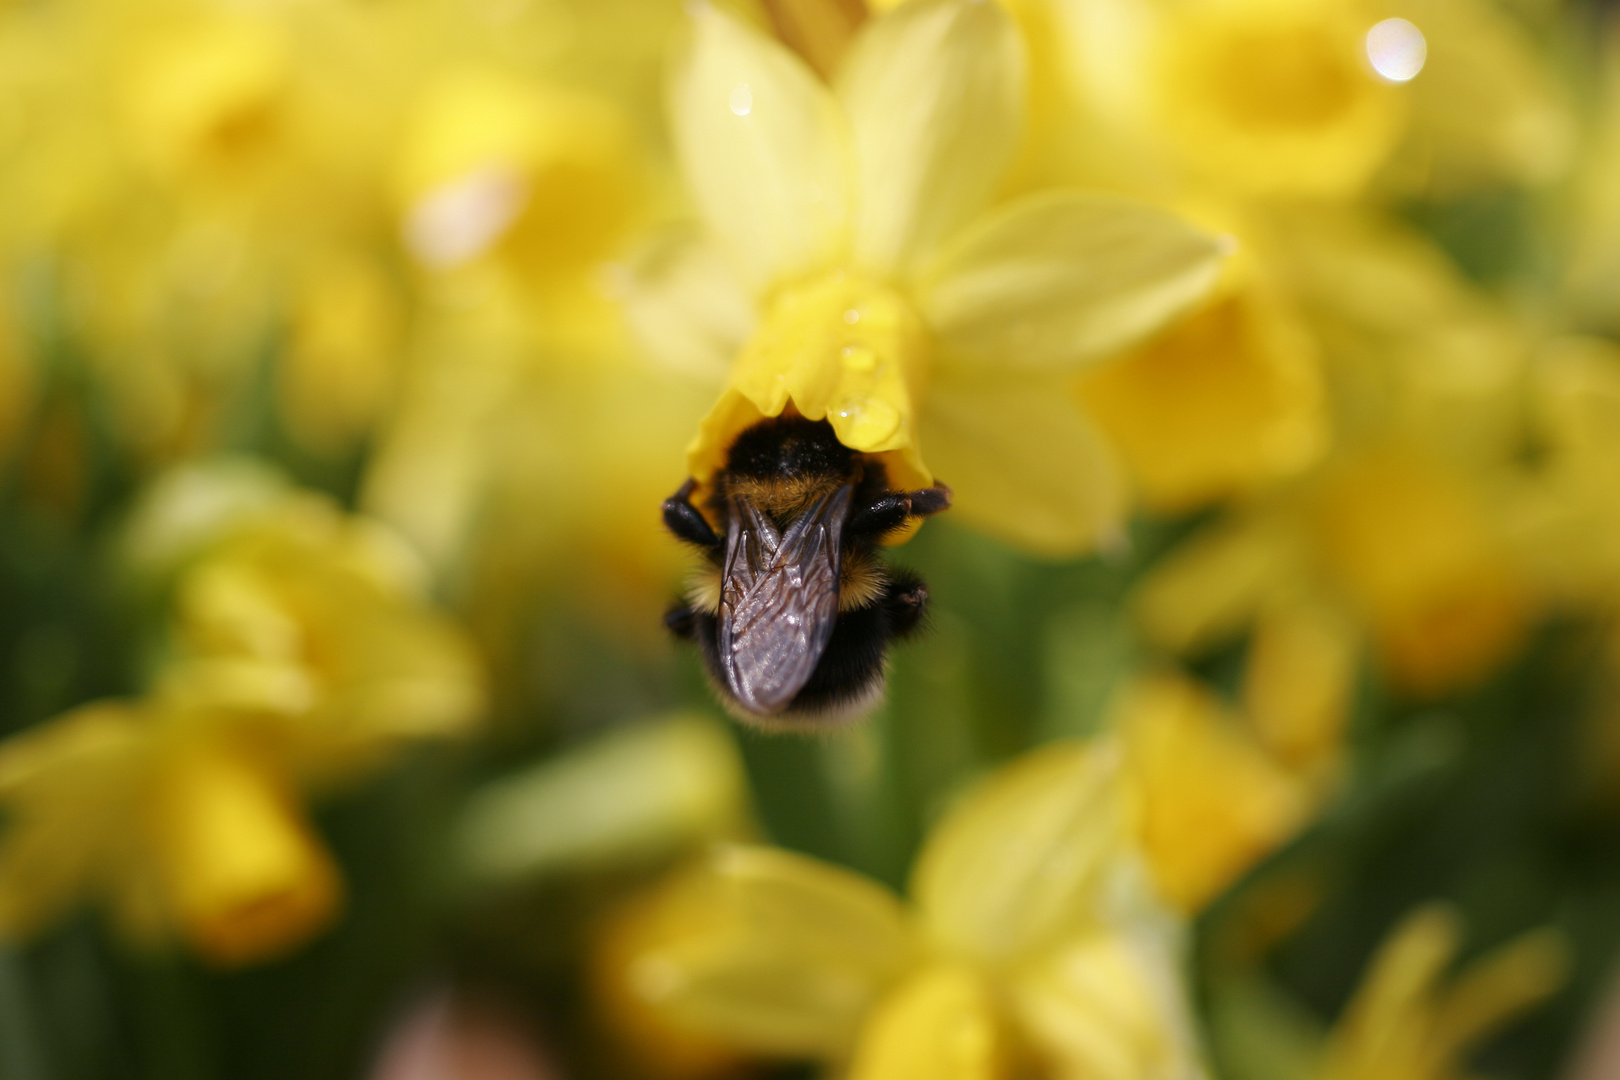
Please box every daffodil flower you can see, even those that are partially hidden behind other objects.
[1317,905,1567,1080]
[1509,338,1620,791]
[364,63,677,569]
[0,467,485,964]
[1514,337,1620,610]
[1129,213,1534,711]
[1206,904,1566,1080]
[1113,673,1309,914]
[161,490,485,784]
[1136,445,1531,708]
[1038,0,1571,203]
[1078,205,1327,514]
[621,0,1223,555]
[0,697,341,967]
[1148,0,1408,200]
[597,739,1208,1079]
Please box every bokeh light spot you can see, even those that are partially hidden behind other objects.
[1366,18,1426,83]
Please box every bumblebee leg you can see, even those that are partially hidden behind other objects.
[883,571,929,639]
[847,484,953,539]
[662,479,721,549]
[906,483,952,518]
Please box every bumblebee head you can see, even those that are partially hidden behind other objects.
[723,415,855,486]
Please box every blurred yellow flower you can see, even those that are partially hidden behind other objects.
[1114,673,1308,914]
[0,697,340,966]
[621,0,1223,555]
[1137,444,1530,710]
[1569,34,1620,330]
[589,878,754,1080]
[762,0,871,78]
[143,730,342,966]
[395,68,641,294]
[1242,599,1359,775]
[1513,338,1620,791]
[1205,903,1566,1080]
[1078,209,1326,513]
[0,466,485,963]
[1264,210,1528,466]
[161,491,485,782]
[1379,0,1574,197]
[118,14,292,192]
[279,249,406,456]
[1318,905,1567,1080]
[1515,337,1620,605]
[1019,0,1571,203]
[460,714,758,1079]
[1127,208,1536,715]
[455,714,752,884]
[595,739,1208,1078]
[1149,0,1405,200]
[21,0,407,462]
[1310,449,1529,698]
[0,6,116,251]
[363,60,669,573]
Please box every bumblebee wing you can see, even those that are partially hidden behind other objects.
[718,485,852,716]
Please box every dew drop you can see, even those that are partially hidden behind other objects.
[834,395,900,446]
[729,83,752,116]
[842,308,861,325]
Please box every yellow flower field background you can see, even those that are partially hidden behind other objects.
[0,0,1617,1077]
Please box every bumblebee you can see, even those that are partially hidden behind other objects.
[662,415,951,726]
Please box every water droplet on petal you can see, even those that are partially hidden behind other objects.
[1365,19,1425,83]
[729,84,752,116]
[842,308,861,325]
[834,395,900,447]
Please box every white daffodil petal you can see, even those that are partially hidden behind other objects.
[920,373,1126,557]
[920,192,1224,373]
[671,5,850,294]
[839,0,1025,277]
[613,226,755,384]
